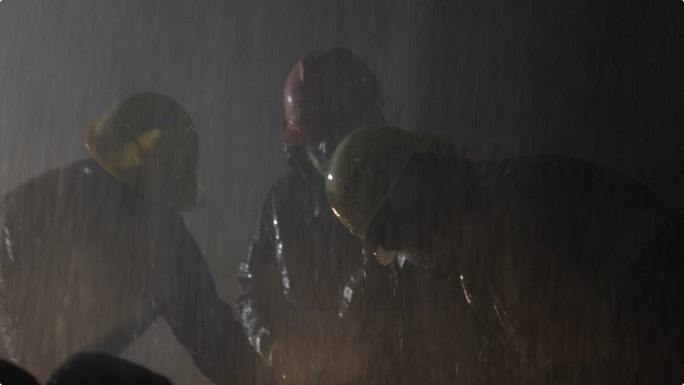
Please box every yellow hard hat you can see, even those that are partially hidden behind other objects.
[85,92,199,210]
[326,125,464,240]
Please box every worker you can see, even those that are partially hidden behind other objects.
[326,125,684,384]
[236,48,398,384]
[0,92,255,384]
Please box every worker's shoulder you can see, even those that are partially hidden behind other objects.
[1,158,181,224]
[490,155,670,219]
[265,169,322,207]
[1,159,100,207]
[272,167,320,190]
[5,159,99,197]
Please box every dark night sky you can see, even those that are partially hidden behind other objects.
[1,0,682,382]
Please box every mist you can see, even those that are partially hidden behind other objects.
[0,0,682,383]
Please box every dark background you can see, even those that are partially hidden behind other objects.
[1,0,682,383]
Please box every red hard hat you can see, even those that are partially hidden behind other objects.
[281,48,383,147]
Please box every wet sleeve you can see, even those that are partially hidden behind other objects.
[235,190,284,362]
[159,228,258,385]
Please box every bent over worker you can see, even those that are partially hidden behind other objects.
[326,125,684,384]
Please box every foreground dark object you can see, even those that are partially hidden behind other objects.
[48,353,172,385]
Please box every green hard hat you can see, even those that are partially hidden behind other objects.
[326,125,463,239]
[85,92,199,210]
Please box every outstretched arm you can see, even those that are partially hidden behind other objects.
[159,227,258,385]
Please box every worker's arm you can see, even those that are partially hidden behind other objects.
[158,222,258,385]
[236,187,291,365]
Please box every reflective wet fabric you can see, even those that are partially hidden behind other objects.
[0,159,252,384]
[237,152,391,384]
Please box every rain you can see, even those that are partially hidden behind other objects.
[0,0,682,384]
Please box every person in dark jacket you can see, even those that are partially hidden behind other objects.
[236,48,397,384]
[326,125,684,384]
[0,92,255,384]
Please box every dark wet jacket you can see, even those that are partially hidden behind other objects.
[410,156,684,384]
[0,159,252,384]
[236,150,395,383]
